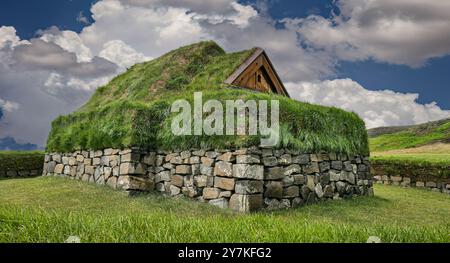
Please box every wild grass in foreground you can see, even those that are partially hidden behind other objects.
[0,177,449,243]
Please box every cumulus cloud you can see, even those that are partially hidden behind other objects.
[0,97,19,112]
[40,27,93,62]
[0,26,119,145]
[287,0,450,67]
[79,0,334,81]
[287,79,450,128]
[99,40,151,68]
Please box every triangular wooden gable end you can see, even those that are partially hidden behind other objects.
[225,48,290,97]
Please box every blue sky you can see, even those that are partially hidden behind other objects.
[0,0,449,148]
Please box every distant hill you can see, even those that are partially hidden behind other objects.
[369,118,450,152]
[0,137,39,151]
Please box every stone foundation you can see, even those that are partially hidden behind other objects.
[43,148,373,212]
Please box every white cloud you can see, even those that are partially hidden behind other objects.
[98,40,151,68]
[0,98,19,112]
[40,27,93,63]
[287,0,450,67]
[77,11,90,25]
[287,79,450,128]
[0,27,119,145]
[0,26,29,49]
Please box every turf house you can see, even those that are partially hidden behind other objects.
[43,41,373,212]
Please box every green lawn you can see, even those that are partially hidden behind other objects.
[0,177,449,243]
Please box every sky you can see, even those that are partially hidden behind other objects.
[0,0,449,149]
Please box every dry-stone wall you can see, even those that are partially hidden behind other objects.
[43,147,373,212]
[372,164,450,194]
[0,153,44,179]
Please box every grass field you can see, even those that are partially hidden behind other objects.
[0,177,449,243]
[371,143,450,166]
[369,118,450,152]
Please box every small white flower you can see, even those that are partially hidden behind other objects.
[367,236,382,243]
[65,236,81,243]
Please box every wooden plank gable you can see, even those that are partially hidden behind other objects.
[225,48,290,97]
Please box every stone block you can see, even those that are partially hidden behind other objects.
[209,198,229,209]
[201,157,214,167]
[171,174,184,187]
[193,175,209,187]
[180,151,191,159]
[283,186,299,198]
[302,162,319,174]
[262,156,277,167]
[233,164,264,180]
[284,164,301,176]
[292,154,309,165]
[192,150,206,156]
[264,166,284,180]
[117,176,154,191]
[235,180,263,194]
[236,155,260,164]
[205,151,219,159]
[155,171,171,183]
[169,185,181,196]
[84,165,94,175]
[203,187,221,199]
[293,174,305,185]
[416,181,425,187]
[282,175,294,187]
[217,152,235,162]
[219,191,232,198]
[264,181,283,198]
[106,176,117,189]
[391,176,402,182]
[214,177,235,191]
[176,165,191,175]
[120,162,145,175]
[319,162,330,172]
[278,154,292,165]
[426,181,437,188]
[189,156,200,164]
[229,194,263,212]
[182,186,201,198]
[314,183,324,199]
[92,158,101,166]
[214,161,233,177]
[54,164,64,174]
[121,153,140,163]
[323,185,334,198]
[306,175,317,191]
[191,164,200,175]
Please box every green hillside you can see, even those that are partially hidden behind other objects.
[46,41,369,155]
[369,118,450,152]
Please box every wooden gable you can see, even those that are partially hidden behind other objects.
[225,48,290,97]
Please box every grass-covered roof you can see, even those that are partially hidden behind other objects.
[46,41,369,155]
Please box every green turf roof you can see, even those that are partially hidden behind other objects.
[46,41,369,155]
